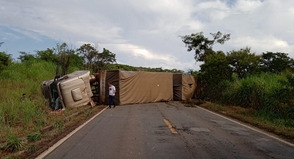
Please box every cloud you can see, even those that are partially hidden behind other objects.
[1,0,294,71]
[234,0,263,12]
[115,43,178,61]
[231,36,292,55]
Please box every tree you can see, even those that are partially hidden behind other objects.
[76,44,98,71]
[18,52,36,62]
[259,52,294,73]
[77,44,116,72]
[187,69,198,76]
[36,48,58,63]
[0,51,12,71]
[54,43,75,76]
[198,51,232,100]
[69,53,83,70]
[181,31,230,62]
[226,48,260,79]
[95,48,116,72]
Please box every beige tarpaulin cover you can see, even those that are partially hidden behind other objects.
[104,70,173,105]
[173,74,197,101]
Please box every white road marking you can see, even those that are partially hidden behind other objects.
[36,107,108,159]
[197,106,294,147]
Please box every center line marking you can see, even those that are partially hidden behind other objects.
[164,119,178,134]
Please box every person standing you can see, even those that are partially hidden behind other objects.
[108,82,116,108]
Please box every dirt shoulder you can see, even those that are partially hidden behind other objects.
[7,105,106,159]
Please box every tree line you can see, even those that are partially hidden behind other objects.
[1,43,116,76]
[182,32,294,77]
[1,32,294,122]
[0,42,184,75]
[181,32,294,123]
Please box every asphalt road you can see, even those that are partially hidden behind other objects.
[40,102,294,159]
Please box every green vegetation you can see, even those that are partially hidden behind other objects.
[1,32,294,157]
[27,132,41,142]
[0,59,107,158]
[0,61,55,154]
[0,42,185,158]
[222,73,294,124]
[3,132,23,152]
[182,31,294,138]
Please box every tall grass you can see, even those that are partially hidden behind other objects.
[222,72,294,125]
[3,132,23,152]
[0,60,96,158]
[0,61,56,142]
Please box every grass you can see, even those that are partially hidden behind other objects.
[0,104,104,159]
[0,61,106,158]
[223,73,294,114]
[0,61,55,144]
[2,60,294,157]
[3,132,23,153]
[197,100,294,143]
[27,132,41,142]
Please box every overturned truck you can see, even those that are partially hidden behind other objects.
[41,70,197,109]
[41,70,94,110]
[100,70,197,105]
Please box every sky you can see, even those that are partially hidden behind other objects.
[1,0,294,71]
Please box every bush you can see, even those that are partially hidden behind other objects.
[223,75,266,109]
[3,133,23,152]
[27,132,41,142]
[222,72,294,121]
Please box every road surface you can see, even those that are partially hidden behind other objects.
[40,102,294,159]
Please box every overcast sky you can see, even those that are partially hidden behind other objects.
[1,0,294,71]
